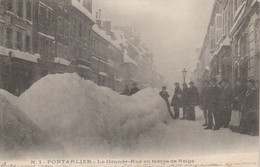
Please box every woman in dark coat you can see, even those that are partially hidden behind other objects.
[240,79,259,136]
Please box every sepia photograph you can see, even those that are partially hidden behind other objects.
[0,0,259,166]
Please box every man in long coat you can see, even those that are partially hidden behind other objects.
[240,79,259,135]
[205,78,221,130]
[181,83,189,120]
[187,81,199,121]
[220,79,233,128]
[171,82,182,119]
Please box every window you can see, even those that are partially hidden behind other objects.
[17,0,23,18]
[47,9,52,27]
[64,46,68,59]
[7,0,13,12]
[73,18,77,34]
[58,17,64,36]
[64,20,69,38]
[39,4,46,25]
[26,1,32,20]
[79,22,82,36]
[38,37,45,58]
[6,28,12,48]
[16,31,22,50]
[58,43,63,57]
[45,40,49,59]
[25,35,31,52]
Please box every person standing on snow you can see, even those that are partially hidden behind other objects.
[239,79,259,135]
[200,80,210,126]
[170,82,182,119]
[181,83,189,120]
[186,81,199,121]
[220,79,233,128]
[205,78,221,130]
[129,82,140,96]
[159,86,174,119]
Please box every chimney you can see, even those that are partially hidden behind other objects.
[103,20,111,34]
[99,9,101,19]
[96,19,102,29]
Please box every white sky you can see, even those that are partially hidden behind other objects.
[92,0,214,86]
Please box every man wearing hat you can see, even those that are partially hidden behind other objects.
[171,82,183,119]
[240,79,259,135]
[205,78,221,130]
[186,81,199,120]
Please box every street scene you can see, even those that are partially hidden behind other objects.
[0,0,259,164]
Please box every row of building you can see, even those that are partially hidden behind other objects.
[192,0,259,93]
[0,0,164,95]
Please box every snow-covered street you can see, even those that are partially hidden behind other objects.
[133,108,259,159]
[0,73,258,160]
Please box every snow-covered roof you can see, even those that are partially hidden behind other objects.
[54,57,71,66]
[0,46,10,57]
[77,64,90,70]
[71,0,95,23]
[0,46,39,63]
[98,71,107,76]
[92,25,121,50]
[123,50,137,66]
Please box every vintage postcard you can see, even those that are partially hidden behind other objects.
[0,0,259,166]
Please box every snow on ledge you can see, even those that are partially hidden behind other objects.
[54,57,71,66]
[71,0,95,23]
[98,71,107,77]
[123,50,137,66]
[77,64,90,70]
[0,46,39,63]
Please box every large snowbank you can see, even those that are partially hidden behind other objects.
[17,73,168,156]
[0,93,62,159]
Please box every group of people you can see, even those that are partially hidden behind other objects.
[159,81,199,120]
[159,78,259,136]
[121,83,140,96]
[201,78,259,135]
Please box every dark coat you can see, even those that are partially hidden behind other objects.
[129,87,140,96]
[188,86,199,106]
[232,85,246,110]
[159,91,170,101]
[208,84,221,108]
[171,87,182,107]
[121,88,130,95]
[222,85,233,107]
[200,86,209,109]
[244,87,259,112]
[182,87,190,106]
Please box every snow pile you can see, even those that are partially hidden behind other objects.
[0,93,61,158]
[17,73,168,155]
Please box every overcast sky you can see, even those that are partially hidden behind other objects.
[93,0,214,86]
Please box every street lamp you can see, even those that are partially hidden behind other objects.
[182,68,187,83]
